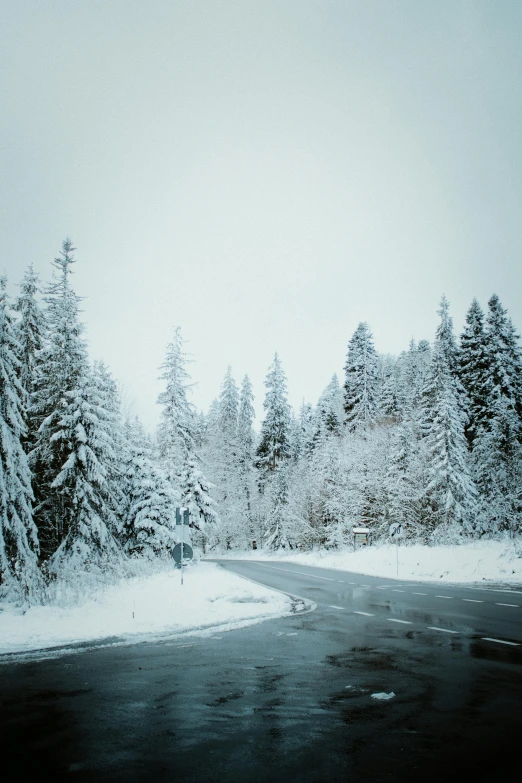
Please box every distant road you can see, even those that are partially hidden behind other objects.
[0,559,521,782]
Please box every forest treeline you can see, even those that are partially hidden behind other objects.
[2,239,521,605]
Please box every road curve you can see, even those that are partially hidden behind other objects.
[0,558,520,782]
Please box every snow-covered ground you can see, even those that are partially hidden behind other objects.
[0,562,291,658]
[213,540,522,584]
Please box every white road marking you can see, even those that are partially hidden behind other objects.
[435,595,453,599]
[328,605,345,610]
[428,627,458,634]
[412,592,428,596]
[353,611,374,616]
[495,603,519,608]
[256,564,336,581]
[387,618,412,624]
[337,580,346,583]
[481,637,520,646]
[375,587,388,590]
[361,584,371,587]
[462,599,483,603]
[392,589,405,593]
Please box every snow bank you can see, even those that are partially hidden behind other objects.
[0,562,291,657]
[213,539,522,584]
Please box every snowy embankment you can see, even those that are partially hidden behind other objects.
[213,540,522,584]
[0,562,291,658]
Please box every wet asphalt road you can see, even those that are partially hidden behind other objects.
[1,559,522,782]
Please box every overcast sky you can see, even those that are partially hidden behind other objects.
[2,1,522,429]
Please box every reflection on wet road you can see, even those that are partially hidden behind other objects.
[0,559,521,781]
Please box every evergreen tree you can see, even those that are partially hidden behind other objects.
[255,353,292,481]
[315,374,344,443]
[459,298,490,443]
[472,397,522,536]
[297,402,316,461]
[484,294,522,426]
[237,375,256,545]
[377,356,401,422]
[13,264,46,449]
[180,455,219,552]
[157,327,196,489]
[30,239,90,559]
[420,300,477,537]
[122,418,178,555]
[45,363,123,575]
[344,322,379,431]
[0,277,43,604]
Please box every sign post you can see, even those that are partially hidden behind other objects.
[388,523,404,577]
[175,507,191,585]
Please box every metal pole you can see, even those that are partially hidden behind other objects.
[396,539,399,578]
[181,520,184,586]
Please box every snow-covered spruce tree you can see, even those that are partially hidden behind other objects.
[459,298,490,444]
[179,455,218,553]
[472,396,522,537]
[385,419,425,540]
[237,374,257,547]
[255,353,292,485]
[0,277,43,604]
[157,328,217,550]
[157,327,196,489]
[484,294,522,427]
[314,374,344,445]
[122,417,178,556]
[211,366,244,549]
[262,465,308,550]
[13,264,46,451]
[297,402,316,461]
[420,299,477,539]
[44,362,125,578]
[30,239,90,559]
[377,356,401,422]
[344,322,379,431]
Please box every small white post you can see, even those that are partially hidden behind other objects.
[181,519,184,586]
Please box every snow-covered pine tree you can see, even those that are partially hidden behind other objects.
[255,353,292,483]
[237,374,257,546]
[212,366,243,548]
[157,327,196,489]
[314,374,344,444]
[0,277,43,604]
[344,322,379,431]
[472,394,522,536]
[459,298,490,444]
[297,402,316,461]
[13,264,46,451]
[179,455,219,553]
[45,362,125,577]
[435,295,459,374]
[420,299,477,539]
[377,356,401,422]
[484,294,522,427]
[122,417,178,556]
[30,239,90,559]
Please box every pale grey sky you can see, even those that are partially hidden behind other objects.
[2,1,522,429]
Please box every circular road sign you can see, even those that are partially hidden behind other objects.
[172,543,193,564]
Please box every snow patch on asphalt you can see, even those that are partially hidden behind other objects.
[371,692,396,700]
[0,562,291,657]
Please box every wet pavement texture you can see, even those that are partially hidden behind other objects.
[1,560,522,782]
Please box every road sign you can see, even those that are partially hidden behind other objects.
[172,543,193,564]
[175,507,190,525]
[388,523,404,538]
